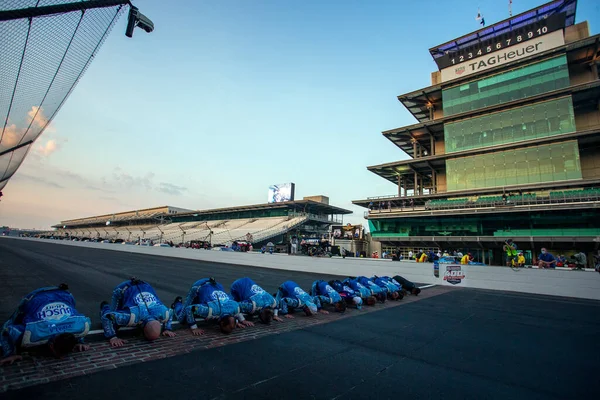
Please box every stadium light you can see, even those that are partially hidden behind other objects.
[125,5,154,38]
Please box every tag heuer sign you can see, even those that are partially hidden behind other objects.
[441,29,565,83]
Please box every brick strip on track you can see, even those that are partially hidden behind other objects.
[0,285,454,393]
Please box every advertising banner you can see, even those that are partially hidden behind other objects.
[332,224,363,240]
[441,29,565,82]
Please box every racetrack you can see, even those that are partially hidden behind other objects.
[1,238,599,399]
[0,238,350,327]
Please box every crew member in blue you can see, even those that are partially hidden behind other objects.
[371,276,403,300]
[355,276,387,303]
[392,275,421,296]
[342,278,377,306]
[274,281,327,317]
[310,280,347,313]
[328,280,364,309]
[100,278,176,348]
[173,278,253,335]
[230,277,282,324]
[1,284,90,365]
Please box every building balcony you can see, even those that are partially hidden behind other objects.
[362,186,600,219]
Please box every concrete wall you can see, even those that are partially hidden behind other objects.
[575,106,600,130]
[564,21,590,44]
[569,62,597,86]
[580,147,600,180]
[6,237,600,301]
[436,170,447,192]
[435,139,445,155]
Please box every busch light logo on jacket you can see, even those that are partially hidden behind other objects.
[294,287,307,296]
[250,284,265,295]
[211,290,230,301]
[325,285,337,295]
[37,302,73,322]
[134,292,158,306]
[343,285,355,294]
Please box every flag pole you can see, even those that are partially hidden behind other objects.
[509,0,513,17]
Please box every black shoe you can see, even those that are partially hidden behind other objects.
[171,296,182,309]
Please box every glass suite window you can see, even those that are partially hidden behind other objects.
[442,55,570,116]
[446,140,582,191]
[444,96,576,153]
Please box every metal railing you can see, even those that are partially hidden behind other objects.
[363,189,600,216]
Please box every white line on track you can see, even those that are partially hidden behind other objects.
[86,284,437,336]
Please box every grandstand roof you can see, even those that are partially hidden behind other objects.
[0,0,129,191]
[57,205,192,227]
[56,200,352,228]
[174,200,353,219]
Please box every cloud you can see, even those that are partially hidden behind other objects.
[27,106,52,131]
[157,182,188,196]
[1,124,21,148]
[1,106,58,154]
[12,173,65,189]
[112,169,155,191]
[36,139,57,156]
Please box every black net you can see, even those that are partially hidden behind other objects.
[0,0,128,190]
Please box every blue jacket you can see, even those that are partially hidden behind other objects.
[118,281,164,310]
[1,287,90,355]
[275,281,319,315]
[230,277,276,314]
[110,280,171,328]
[372,276,401,292]
[279,281,311,304]
[176,279,241,325]
[311,280,342,303]
[356,276,383,294]
[329,280,356,298]
[195,280,232,304]
[342,278,372,299]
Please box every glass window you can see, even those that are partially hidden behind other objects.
[442,55,570,116]
[446,140,582,191]
[444,97,576,153]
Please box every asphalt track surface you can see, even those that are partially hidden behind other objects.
[2,238,599,399]
[0,238,350,328]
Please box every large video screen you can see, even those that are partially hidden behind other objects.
[268,183,295,203]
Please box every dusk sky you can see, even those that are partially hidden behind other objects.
[1,0,598,229]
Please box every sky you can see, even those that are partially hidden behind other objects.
[1,0,599,230]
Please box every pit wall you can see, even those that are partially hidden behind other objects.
[4,237,599,301]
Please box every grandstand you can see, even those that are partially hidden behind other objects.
[50,197,352,248]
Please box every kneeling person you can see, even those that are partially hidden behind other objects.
[392,275,421,296]
[342,278,377,306]
[101,278,176,347]
[311,280,347,313]
[275,281,326,317]
[230,277,281,324]
[371,276,403,300]
[174,278,251,335]
[328,280,364,309]
[1,284,90,365]
[355,276,386,303]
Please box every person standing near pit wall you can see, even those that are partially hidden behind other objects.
[503,239,518,268]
